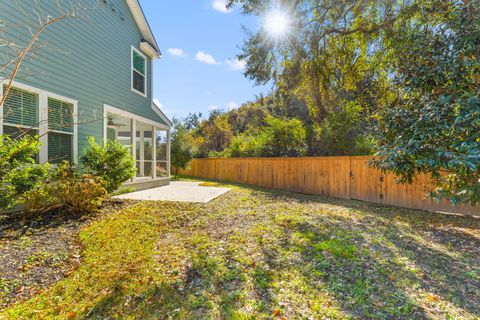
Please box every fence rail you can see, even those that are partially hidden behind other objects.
[178,156,479,216]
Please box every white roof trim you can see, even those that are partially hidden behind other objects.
[126,0,161,59]
[152,101,173,127]
[140,41,160,59]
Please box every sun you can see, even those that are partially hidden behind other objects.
[264,9,291,39]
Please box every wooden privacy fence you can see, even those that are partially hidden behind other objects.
[178,156,479,217]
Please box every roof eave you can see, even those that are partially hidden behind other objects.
[126,0,161,59]
[152,101,173,127]
[141,40,161,59]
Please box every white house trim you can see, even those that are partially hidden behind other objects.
[131,46,148,98]
[103,104,169,141]
[0,79,78,164]
[125,0,161,58]
[140,41,159,59]
[39,94,48,163]
[131,118,136,159]
[152,101,173,127]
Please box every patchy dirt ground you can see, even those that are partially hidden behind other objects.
[1,180,479,319]
[0,200,130,309]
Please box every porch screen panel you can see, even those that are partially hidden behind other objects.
[155,130,168,177]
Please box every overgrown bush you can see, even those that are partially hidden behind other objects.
[23,183,58,213]
[55,162,108,213]
[80,137,136,193]
[23,162,108,214]
[0,134,50,209]
[1,135,128,216]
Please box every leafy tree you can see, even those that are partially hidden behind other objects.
[229,0,479,204]
[171,118,194,178]
[373,1,480,205]
[183,112,203,130]
[261,115,307,157]
[195,112,233,157]
[80,137,136,193]
[314,101,374,156]
[227,0,403,156]
[227,102,268,134]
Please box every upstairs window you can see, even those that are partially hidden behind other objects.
[47,98,74,163]
[132,47,146,96]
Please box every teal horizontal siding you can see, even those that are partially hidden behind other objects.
[0,0,166,154]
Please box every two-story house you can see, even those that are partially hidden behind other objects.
[0,0,171,190]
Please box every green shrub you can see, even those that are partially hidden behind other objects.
[0,134,50,209]
[80,137,136,193]
[112,186,136,196]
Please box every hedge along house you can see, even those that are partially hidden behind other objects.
[0,0,172,190]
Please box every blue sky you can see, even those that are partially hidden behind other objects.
[140,0,271,120]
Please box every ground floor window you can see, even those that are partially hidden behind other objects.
[47,98,74,163]
[0,82,78,164]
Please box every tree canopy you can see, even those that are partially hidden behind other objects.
[209,0,479,205]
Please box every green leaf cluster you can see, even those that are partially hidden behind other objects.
[374,1,480,205]
[80,137,136,193]
[0,134,49,209]
[171,119,194,177]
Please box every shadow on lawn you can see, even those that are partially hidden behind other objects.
[0,200,128,240]
[86,255,253,319]
[87,182,478,319]
[262,188,480,318]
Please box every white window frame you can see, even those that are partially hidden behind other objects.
[0,80,78,164]
[131,46,147,97]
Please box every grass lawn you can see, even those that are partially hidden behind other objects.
[1,179,479,319]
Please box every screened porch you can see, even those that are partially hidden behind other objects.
[104,107,170,182]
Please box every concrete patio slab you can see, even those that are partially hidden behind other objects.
[114,181,231,203]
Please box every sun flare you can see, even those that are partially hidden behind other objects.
[264,9,291,39]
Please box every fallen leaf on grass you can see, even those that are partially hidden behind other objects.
[426,293,440,302]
